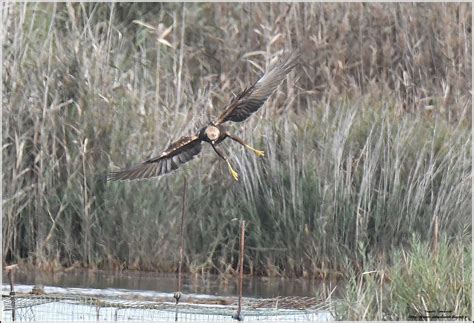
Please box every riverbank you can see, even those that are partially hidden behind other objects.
[4,234,471,320]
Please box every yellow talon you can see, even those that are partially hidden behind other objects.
[246,145,265,157]
[227,162,239,181]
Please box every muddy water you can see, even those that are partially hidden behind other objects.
[2,270,324,299]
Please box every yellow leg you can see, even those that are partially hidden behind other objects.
[227,161,239,181]
[245,144,265,157]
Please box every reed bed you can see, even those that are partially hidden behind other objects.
[331,234,471,320]
[2,1,471,283]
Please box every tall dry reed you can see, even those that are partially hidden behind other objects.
[2,3,471,276]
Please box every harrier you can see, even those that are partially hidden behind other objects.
[108,51,299,182]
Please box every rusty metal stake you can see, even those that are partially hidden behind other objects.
[6,264,18,321]
[232,220,245,321]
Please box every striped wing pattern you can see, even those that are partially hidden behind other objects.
[107,135,202,181]
[216,51,299,124]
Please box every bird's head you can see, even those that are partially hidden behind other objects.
[205,125,220,144]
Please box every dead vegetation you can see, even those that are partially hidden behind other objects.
[2,3,471,278]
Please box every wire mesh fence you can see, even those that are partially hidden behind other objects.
[2,293,334,321]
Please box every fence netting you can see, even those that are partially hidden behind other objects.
[2,293,334,321]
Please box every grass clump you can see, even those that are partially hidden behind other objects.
[332,235,471,320]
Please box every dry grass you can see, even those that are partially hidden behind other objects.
[2,2,471,283]
[331,235,471,320]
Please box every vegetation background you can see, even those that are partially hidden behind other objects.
[2,2,471,319]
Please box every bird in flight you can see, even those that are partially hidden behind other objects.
[107,51,299,182]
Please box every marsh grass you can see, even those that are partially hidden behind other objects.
[331,234,471,320]
[2,1,471,285]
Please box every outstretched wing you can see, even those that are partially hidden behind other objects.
[215,51,299,125]
[107,135,202,181]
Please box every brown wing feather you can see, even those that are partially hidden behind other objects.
[215,50,299,125]
[107,135,202,181]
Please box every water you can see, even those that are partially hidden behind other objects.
[1,270,334,321]
[2,269,323,299]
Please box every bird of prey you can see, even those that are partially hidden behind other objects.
[107,51,299,182]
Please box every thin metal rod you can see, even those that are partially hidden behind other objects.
[237,220,246,320]
[178,177,186,294]
[175,177,187,321]
[7,265,17,321]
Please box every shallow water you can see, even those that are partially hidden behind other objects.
[2,269,323,298]
[1,270,334,321]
